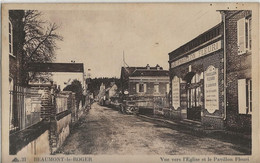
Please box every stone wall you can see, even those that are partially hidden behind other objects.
[49,113,71,153]
[16,130,50,156]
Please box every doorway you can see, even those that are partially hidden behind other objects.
[186,73,203,122]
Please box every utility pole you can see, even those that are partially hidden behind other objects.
[123,51,129,67]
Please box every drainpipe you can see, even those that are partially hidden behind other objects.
[222,11,227,121]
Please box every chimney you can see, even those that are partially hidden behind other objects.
[156,64,160,70]
[146,64,150,70]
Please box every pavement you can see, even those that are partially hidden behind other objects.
[138,113,252,141]
[56,102,251,155]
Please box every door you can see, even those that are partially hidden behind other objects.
[187,73,203,121]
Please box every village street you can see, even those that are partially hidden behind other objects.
[56,103,250,155]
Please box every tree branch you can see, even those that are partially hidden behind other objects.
[27,24,56,62]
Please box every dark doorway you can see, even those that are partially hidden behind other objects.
[186,72,203,122]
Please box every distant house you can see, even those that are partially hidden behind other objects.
[98,82,119,106]
[28,62,85,91]
[120,64,169,97]
[98,83,106,102]
[108,82,118,98]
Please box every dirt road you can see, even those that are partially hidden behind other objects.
[57,103,250,155]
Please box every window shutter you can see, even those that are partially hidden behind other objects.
[144,83,147,93]
[238,79,247,114]
[166,83,169,94]
[136,83,139,93]
[237,18,246,55]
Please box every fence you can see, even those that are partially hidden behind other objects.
[126,94,169,110]
[55,92,69,115]
[9,86,42,133]
[10,86,81,134]
[154,96,169,110]
[153,94,170,115]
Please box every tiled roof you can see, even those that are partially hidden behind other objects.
[121,66,168,78]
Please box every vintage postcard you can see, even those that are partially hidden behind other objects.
[1,3,259,163]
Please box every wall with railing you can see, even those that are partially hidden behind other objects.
[9,85,81,132]
[55,92,69,114]
[9,86,44,133]
[126,94,169,110]
[9,84,83,155]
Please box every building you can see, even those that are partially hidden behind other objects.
[98,83,106,98]
[28,62,86,91]
[9,10,25,132]
[8,11,85,155]
[108,82,118,98]
[121,64,169,97]
[223,10,252,132]
[120,64,170,113]
[168,10,252,131]
[103,82,119,105]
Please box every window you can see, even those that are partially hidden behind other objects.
[136,83,146,93]
[196,87,201,107]
[248,17,252,50]
[9,77,14,129]
[139,83,144,92]
[237,16,252,55]
[9,20,14,56]
[247,79,252,113]
[154,84,159,93]
[238,79,252,114]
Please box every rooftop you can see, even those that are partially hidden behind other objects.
[28,63,84,73]
[121,64,169,78]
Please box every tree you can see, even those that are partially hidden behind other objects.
[21,10,63,85]
[63,80,83,108]
[87,77,121,96]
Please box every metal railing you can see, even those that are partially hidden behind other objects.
[125,94,170,110]
[10,86,80,133]
[9,86,42,133]
[55,93,69,114]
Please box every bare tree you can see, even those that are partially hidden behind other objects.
[21,10,63,85]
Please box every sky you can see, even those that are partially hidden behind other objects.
[42,4,221,78]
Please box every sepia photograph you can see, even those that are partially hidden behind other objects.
[1,2,259,163]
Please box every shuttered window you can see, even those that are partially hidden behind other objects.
[143,84,147,93]
[136,83,146,93]
[9,20,13,56]
[237,16,252,55]
[166,83,170,94]
[238,79,252,114]
[247,79,252,114]
[136,83,139,93]
[248,17,252,51]
[237,18,246,55]
[9,78,14,129]
[238,79,247,114]
[139,84,144,92]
